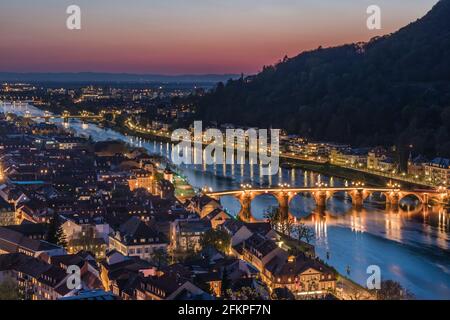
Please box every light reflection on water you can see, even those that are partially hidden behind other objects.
[2,103,450,299]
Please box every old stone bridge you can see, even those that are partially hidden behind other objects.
[206,186,449,222]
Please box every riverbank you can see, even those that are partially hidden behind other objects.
[280,160,430,190]
[112,119,437,190]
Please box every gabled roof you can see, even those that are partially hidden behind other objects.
[0,252,70,290]
[202,208,230,221]
[220,219,245,234]
[117,216,167,245]
[430,157,450,168]
[245,222,272,235]
[243,233,278,258]
[265,255,336,280]
[4,222,48,237]
[0,226,62,254]
[176,219,211,234]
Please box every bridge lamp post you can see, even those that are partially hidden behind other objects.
[352,181,365,189]
[315,182,327,190]
[279,182,290,190]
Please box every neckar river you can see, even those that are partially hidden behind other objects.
[3,103,449,299]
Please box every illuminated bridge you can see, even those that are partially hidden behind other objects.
[205,186,449,222]
[22,110,106,122]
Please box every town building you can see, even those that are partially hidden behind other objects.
[264,254,336,298]
[170,219,212,253]
[424,157,450,187]
[0,253,73,300]
[367,148,397,173]
[128,170,154,192]
[330,148,367,168]
[201,208,231,229]
[0,226,66,257]
[407,155,428,178]
[109,216,168,261]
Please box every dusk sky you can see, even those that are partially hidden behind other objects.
[0,0,439,75]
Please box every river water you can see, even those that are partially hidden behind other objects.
[2,103,449,299]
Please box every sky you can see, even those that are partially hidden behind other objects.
[0,0,440,75]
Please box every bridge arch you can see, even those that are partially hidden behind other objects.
[325,190,353,214]
[216,195,241,217]
[398,192,425,204]
[250,192,280,221]
[289,192,317,218]
[364,191,389,208]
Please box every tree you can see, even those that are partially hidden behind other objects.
[151,248,169,268]
[200,229,231,254]
[376,280,415,300]
[264,206,281,229]
[0,277,21,300]
[192,0,450,159]
[264,206,293,236]
[47,212,67,249]
[292,223,315,244]
[265,207,314,242]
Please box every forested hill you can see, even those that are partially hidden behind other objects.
[194,0,450,158]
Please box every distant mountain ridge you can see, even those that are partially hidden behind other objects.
[195,0,450,158]
[0,72,240,83]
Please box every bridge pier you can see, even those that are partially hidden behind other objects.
[349,189,368,209]
[312,191,328,209]
[274,192,291,221]
[236,192,254,222]
[386,192,400,210]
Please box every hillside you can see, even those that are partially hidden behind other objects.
[195,0,450,158]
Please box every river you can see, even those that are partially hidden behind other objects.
[2,103,449,299]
